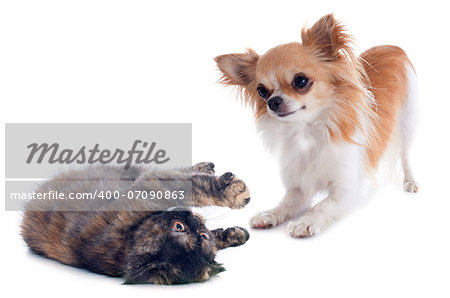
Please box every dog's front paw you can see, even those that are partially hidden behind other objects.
[192,162,215,174]
[250,211,278,229]
[404,179,418,193]
[288,217,320,238]
[217,172,250,209]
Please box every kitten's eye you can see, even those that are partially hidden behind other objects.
[200,232,209,240]
[292,75,310,89]
[257,84,270,99]
[172,221,185,232]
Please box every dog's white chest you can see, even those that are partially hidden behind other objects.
[258,117,354,191]
[264,121,330,189]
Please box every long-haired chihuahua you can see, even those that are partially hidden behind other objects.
[215,14,418,237]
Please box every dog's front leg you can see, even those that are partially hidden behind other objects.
[287,184,361,238]
[250,187,311,229]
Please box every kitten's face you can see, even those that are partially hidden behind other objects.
[165,212,217,264]
[124,211,223,284]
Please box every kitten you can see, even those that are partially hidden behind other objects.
[21,162,250,284]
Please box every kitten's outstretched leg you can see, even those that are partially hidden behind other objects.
[192,162,215,175]
[191,172,250,209]
[134,167,250,209]
[211,227,249,250]
[176,162,215,175]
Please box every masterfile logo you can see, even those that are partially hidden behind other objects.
[26,140,170,170]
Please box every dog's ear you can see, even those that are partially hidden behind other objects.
[214,49,259,86]
[301,14,351,61]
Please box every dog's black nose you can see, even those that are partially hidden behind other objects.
[267,96,283,112]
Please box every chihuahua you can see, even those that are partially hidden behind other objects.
[215,14,418,237]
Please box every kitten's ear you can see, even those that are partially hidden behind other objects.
[301,14,351,61]
[208,262,225,277]
[214,49,259,86]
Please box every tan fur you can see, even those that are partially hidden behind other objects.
[21,211,77,265]
[360,45,412,168]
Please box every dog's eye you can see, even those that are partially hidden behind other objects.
[292,75,309,89]
[200,232,209,240]
[172,221,185,232]
[257,84,270,99]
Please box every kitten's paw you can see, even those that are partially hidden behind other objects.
[222,227,250,247]
[192,162,215,174]
[250,211,278,229]
[288,217,320,238]
[218,172,250,209]
[404,180,418,193]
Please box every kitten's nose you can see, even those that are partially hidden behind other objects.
[267,96,283,112]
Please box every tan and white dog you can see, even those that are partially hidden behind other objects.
[215,14,418,238]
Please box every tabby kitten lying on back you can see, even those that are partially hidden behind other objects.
[21,162,250,284]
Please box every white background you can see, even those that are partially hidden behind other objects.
[1,0,449,297]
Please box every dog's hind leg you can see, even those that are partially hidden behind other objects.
[400,66,419,193]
